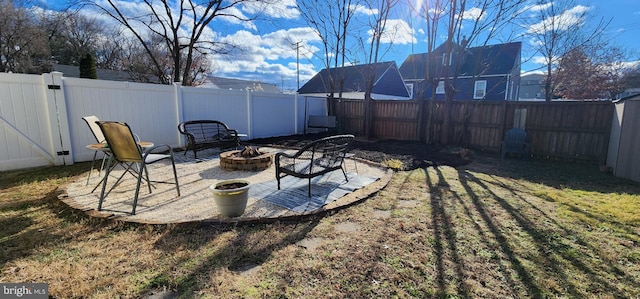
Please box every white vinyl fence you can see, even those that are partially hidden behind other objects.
[0,72,327,171]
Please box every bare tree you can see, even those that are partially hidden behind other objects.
[415,0,527,144]
[0,0,51,73]
[410,0,445,143]
[298,0,360,113]
[524,0,610,101]
[94,29,128,70]
[40,10,103,65]
[358,0,399,138]
[90,0,264,86]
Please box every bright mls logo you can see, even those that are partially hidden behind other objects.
[0,283,48,299]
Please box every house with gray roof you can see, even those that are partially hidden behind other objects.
[399,41,521,101]
[297,61,410,100]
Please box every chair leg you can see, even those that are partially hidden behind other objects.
[308,178,312,197]
[170,155,180,196]
[86,151,98,186]
[98,155,115,211]
[99,162,135,199]
[132,163,145,215]
[142,162,152,193]
[276,169,281,190]
[341,166,349,182]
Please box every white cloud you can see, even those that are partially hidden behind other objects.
[527,5,591,34]
[217,6,257,30]
[210,27,322,81]
[369,19,416,45]
[532,56,549,65]
[350,4,378,16]
[531,54,562,66]
[462,7,485,20]
[519,2,553,14]
[622,60,640,69]
[242,0,300,19]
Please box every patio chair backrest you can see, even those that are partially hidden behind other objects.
[97,121,143,163]
[82,115,105,143]
[504,128,527,148]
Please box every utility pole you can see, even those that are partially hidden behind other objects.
[293,41,301,90]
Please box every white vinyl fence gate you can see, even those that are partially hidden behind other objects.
[0,72,73,170]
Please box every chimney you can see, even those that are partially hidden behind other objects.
[461,36,468,48]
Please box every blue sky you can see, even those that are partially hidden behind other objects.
[38,1,640,91]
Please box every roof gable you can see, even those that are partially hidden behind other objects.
[399,42,521,80]
[298,61,410,99]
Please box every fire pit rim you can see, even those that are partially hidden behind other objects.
[219,148,273,171]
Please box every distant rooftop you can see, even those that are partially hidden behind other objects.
[201,76,281,93]
[53,64,137,82]
[53,64,281,93]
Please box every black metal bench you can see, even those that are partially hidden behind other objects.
[178,120,240,159]
[307,115,337,132]
[275,134,355,197]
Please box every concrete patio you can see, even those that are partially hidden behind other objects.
[60,147,392,224]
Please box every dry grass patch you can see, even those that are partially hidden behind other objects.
[1,157,640,298]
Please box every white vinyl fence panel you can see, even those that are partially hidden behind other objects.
[0,72,324,171]
[64,78,177,162]
[181,87,251,136]
[250,92,299,139]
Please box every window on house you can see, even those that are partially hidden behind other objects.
[436,81,445,94]
[404,83,414,99]
[442,53,452,66]
[474,80,487,99]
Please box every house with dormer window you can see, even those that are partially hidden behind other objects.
[399,41,521,101]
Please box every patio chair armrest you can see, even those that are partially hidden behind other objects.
[143,144,173,156]
[275,151,296,160]
[227,129,241,140]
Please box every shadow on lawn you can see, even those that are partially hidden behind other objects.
[420,156,639,297]
[0,188,113,271]
[0,163,92,270]
[142,218,322,296]
[461,168,639,297]
[0,163,89,190]
[425,167,474,297]
[476,155,639,193]
[425,165,541,297]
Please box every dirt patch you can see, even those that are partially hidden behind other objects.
[249,132,471,170]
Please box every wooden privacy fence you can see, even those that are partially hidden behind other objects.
[335,99,613,162]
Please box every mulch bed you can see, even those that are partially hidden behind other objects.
[247,132,471,170]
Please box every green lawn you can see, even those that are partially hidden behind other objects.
[1,156,639,298]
